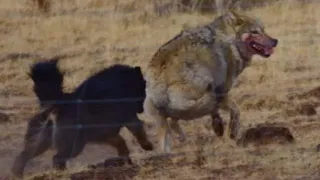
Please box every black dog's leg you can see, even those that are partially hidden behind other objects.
[105,135,133,166]
[126,117,154,151]
[11,114,52,178]
[52,128,85,170]
[12,136,51,177]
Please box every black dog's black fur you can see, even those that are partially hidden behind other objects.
[12,58,153,178]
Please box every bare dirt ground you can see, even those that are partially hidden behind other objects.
[0,0,320,179]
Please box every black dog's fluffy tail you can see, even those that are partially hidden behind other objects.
[29,58,64,107]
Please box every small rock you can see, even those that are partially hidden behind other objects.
[0,112,9,124]
[298,104,317,116]
[237,123,295,147]
[316,144,320,152]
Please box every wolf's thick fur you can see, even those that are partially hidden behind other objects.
[143,9,278,153]
[12,59,154,178]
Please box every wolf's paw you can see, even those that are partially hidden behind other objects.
[212,116,225,137]
[229,128,239,140]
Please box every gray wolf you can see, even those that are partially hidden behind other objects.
[143,9,278,153]
[11,59,154,178]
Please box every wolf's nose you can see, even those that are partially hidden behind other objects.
[272,39,278,47]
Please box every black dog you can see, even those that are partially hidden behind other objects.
[12,58,153,178]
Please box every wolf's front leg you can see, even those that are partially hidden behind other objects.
[210,108,225,137]
[219,96,240,139]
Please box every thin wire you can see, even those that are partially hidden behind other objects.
[5,86,308,105]
[8,84,320,132]
[27,122,150,130]
[40,97,145,105]
[8,90,320,175]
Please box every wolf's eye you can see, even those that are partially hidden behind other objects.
[251,30,259,34]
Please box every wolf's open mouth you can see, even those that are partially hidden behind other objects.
[250,42,273,57]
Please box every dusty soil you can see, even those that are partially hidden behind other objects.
[0,0,320,179]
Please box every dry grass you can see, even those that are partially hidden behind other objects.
[0,0,320,179]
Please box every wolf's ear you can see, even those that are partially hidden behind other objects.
[225,9,244,27]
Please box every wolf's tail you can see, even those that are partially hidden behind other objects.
[29,58,65,107]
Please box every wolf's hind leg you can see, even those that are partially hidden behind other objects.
[169,119,186,142]
[157,116,171,153]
